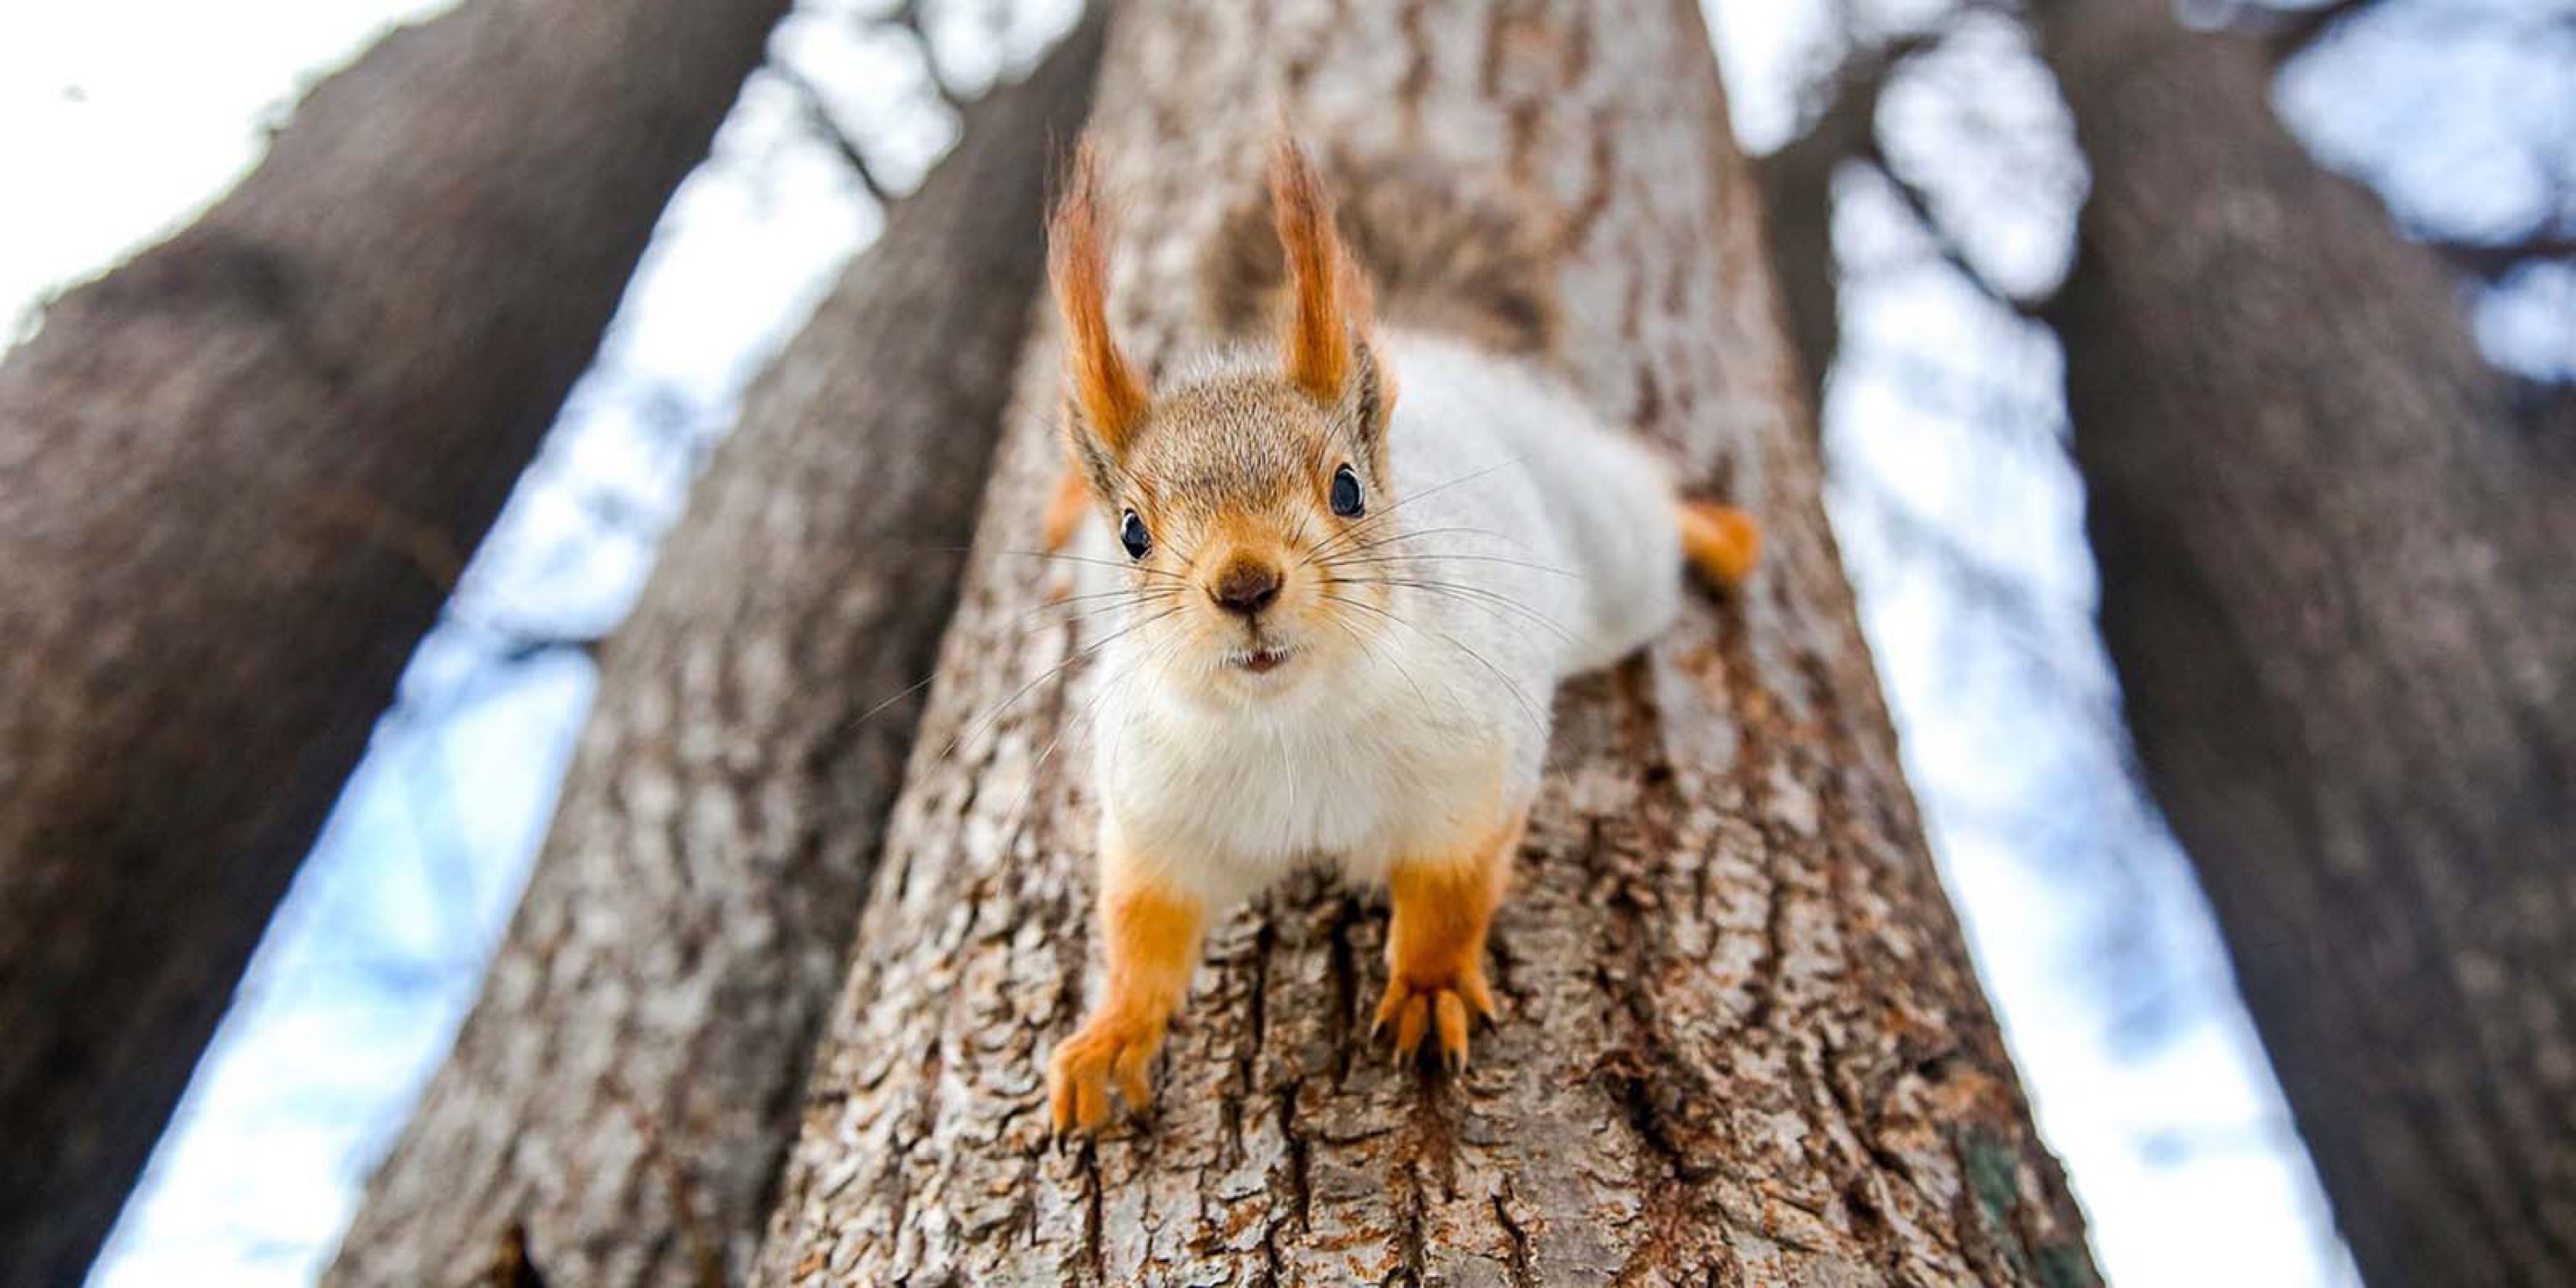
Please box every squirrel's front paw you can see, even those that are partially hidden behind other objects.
[1372,969,1497,1072]
[1048,1017,1163,1135]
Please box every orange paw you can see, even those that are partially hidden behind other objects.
[1048,1016,1163,1135]
[1372,969,1496,1072]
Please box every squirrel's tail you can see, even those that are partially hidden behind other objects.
[1677,500,1761,590]
[1200,147,1560,358]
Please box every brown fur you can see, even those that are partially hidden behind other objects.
[1271,136,1370,401]
[1048,142,1149,454]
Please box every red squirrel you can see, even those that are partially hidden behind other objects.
[1041,137,1759,1134]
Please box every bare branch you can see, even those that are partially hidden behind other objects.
[886,0,968,110]
[2433,231,2576,283]
[772,63,895,205]
[1757,33,1937,397]
[2245,0,2377,62]
[1863,150,2054,320]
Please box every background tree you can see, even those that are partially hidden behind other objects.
[0,0,793,1278]
[1746,0,2573,1276]
[322,22,1105,1285]
[2029,0,2576,1280]
[750,2,2093,1282]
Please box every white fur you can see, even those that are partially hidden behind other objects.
[1086,331,1682,908]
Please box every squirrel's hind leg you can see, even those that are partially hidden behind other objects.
[1374,805,1525,1072]
[1676,499,1761,590]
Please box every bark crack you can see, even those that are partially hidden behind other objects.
[1492,1182,1538,1288]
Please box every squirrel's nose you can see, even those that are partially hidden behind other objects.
[1210,555,1282,617]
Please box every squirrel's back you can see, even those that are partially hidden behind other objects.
[1377,331,1685,679]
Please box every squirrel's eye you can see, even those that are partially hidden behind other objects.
[1119,508,1151,560]
[1330,464,1364,518]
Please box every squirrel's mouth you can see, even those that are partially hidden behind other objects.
[1229,645,1293,675]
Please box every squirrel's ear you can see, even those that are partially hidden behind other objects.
[1271,136,1376,404]
[1049,139,1148,462]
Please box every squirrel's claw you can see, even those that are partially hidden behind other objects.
[1391,993,1429,1066]
[1374,971,1492,1073]
[1048,1018,1163,1137]
[1435,992,1471,1071]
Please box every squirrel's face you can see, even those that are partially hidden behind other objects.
[1048,135,1397,704]
[1084,368,1394,700]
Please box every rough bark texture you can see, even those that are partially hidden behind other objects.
[323,23,1107,1288]
[0,1,792,1278]
[753,3,2094,1283]
[2034,3,2576,1283]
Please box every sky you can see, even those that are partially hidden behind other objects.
[10,0,2554,1283]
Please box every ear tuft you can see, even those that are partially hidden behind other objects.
[1049,139,1149,456]
[1271,135,1372,402]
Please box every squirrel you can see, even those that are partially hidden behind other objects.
[1041,136,1761,1134]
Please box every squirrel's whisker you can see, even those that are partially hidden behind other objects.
[1321,522,1546,562]
[1327,587,1546,733]
[1321,550,1585,580]
[995,549,1191,581]
[834,669,945,744]
[1380,579,1574,643]
[1005,625,1187,825]
[1299,456,1528,566]
[823,584,1182,779]
[1324,572,1578,645]
[942,605,1182,763]
[1043,594,1182,638]
[1001,586,1182,636]
[1319,591,1434,708]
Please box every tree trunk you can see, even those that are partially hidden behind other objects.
[2032,2,2576,1282]
[1757,120,1846,410]
[1755,37,1929,406]
[0,0,787,1279]
[321,21,1107,1288]
[750,3,2094,1283]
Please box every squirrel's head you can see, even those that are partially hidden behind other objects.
[1048,136,1398,702]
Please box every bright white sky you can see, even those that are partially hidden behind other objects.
[0,2,462,333]
[1,2,2403,1285]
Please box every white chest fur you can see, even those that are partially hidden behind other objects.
[1094,647,1513,907]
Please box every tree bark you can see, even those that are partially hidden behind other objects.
[752,3,2094,1283]
[2032,2,2576,1283]
[322,21,1108,1288]
[0,0,787,1279]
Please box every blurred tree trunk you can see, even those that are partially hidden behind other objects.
[749,3,2093,1284]
[321,23,1106,1286]
[1755,121,1848,404]
[2032,1,2576,1282]
[0,0,787,1279]
[1755,36,1930,404]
